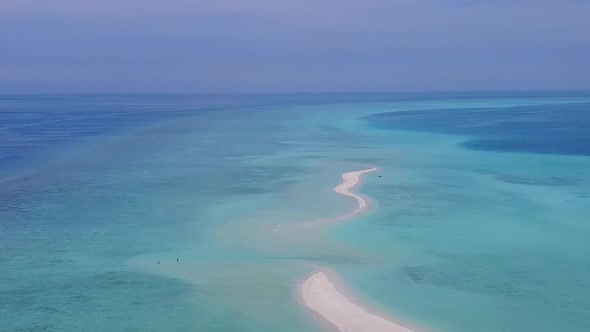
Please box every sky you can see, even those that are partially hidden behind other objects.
[0,0,589,93]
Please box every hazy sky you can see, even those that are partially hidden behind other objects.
[1,0,589,93]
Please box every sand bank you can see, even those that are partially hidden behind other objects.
[299,167,419,331]
[300,271,416,332]
[333,167,376,220]
[298,167,376,226]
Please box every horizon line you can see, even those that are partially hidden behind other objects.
[1,90,590,96]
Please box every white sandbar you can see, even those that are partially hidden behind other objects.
[299,167,419,332]
[333,167,376,220]
[300,271,416,332]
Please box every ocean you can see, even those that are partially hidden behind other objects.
[1,93,589,331]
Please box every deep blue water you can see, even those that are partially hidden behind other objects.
[0,94,267,173]
[364,101,590,156]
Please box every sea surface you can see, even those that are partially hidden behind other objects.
[1,93,589,331]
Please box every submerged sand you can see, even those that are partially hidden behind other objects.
[298,167,419,332]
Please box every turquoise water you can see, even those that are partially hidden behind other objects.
[1,93,589,331]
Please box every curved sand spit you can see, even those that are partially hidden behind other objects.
[333,167,376,220]
[298,167,419,332]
